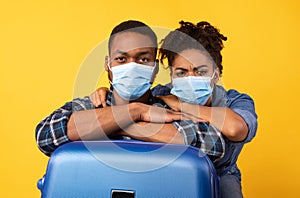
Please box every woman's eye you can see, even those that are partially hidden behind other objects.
[175,71,186,77]
[196,70,208,76]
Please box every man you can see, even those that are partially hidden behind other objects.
[36,20,224,160]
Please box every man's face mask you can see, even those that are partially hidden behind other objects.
[109,61,156,100]
[170,71,215,105]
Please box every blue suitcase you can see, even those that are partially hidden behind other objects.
[38,141,219,197]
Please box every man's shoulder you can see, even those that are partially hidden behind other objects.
[69,96,95,111]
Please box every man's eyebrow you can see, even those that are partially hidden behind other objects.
[111,49,153,57]
[136,50,152,56]
[112,49,128,56]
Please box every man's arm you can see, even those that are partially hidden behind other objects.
[67,102,190,141]
[35,97,94,156]
[120,120,225,162]
[36,97,189,156]
[119,122,184,144]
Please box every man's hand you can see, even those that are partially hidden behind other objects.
[132,102,200,123]
[89,87,109,107]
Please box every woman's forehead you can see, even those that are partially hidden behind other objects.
[173,49,213,68]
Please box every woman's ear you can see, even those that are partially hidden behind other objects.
[154,59,159,75]
[213,67,220,84]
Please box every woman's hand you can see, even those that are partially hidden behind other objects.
[89,87,109,107]
[157,95,181,111]
[158,95,209,123]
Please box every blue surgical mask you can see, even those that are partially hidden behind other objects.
[170,72,215,105]
[109,62,155,100]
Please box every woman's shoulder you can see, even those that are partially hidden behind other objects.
[221,86,254,101]
[214,85,255,107]
[151,83,172,96]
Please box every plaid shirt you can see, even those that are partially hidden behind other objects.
[36,90,225,161]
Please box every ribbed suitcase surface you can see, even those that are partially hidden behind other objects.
[38,141,219,198]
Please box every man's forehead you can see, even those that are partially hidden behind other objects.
[110,32,155,54]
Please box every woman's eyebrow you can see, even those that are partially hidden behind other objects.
[194,65,209,69]
[174,67,188,71]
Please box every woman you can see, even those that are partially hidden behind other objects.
[152,21,257,198]
[91,21,258,198]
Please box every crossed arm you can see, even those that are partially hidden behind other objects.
[35,96,189,155]
[90,87,249,142]
[36,88,229,161]
[159,95,248,142]
[67,102,186,143]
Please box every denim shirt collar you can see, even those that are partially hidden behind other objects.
[211,85,229,107]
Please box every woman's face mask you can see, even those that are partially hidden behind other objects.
[170,49,217,105]
[170,71,215,105]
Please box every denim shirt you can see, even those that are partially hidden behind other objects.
[152,84,258,178]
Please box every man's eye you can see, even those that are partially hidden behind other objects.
[115,57,126,62]
[139,57,149,63]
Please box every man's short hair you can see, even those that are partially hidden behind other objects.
[108,20,158,54]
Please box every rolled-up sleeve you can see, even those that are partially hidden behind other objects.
[35,97,95,156]
[227,90,258,143]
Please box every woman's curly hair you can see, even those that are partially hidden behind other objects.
[160,21,227,75]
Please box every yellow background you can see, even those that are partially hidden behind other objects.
[1,0,299,197]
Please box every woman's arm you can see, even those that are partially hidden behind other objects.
[159,95,248,142]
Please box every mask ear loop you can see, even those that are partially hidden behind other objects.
[210,70,216,80]
[107,56,112,71]
[106,56,114,88]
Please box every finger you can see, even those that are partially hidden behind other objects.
[100,92,107,107]
[95,93,101,107]
[167,111,199,123]
[181,113,205,123]
[170,105,180,112]
[89,93,98,107]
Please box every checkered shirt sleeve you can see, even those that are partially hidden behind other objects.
[35,97,94,156]
[153,85,225,161]
[173,120,225,162]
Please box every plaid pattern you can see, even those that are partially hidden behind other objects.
[173,118,225,162]
[35,91,168,156]
[35,96,94,156]
[36,90,225,161]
